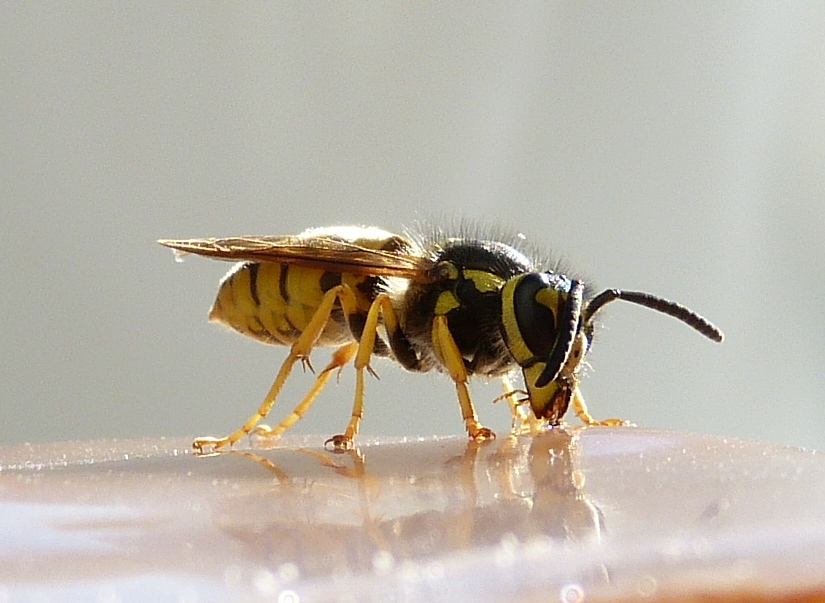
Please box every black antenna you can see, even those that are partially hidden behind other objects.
[584,289,724,343]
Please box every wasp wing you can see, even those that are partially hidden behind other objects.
[158,235,430,279]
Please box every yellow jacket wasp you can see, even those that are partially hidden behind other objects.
[160,225,723,453]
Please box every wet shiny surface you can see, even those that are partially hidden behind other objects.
[1,428,825,602]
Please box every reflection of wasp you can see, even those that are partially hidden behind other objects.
[160,225,724,453]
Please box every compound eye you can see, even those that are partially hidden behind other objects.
[512,273,560,358]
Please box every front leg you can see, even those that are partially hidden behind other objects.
[571,388,632,427]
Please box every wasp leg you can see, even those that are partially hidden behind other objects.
[498,374,525,432]
[325,294,397,452]
[571,388,630,427]
[256,341,360,440]
[500,374,543,435]
[193,285,361,454]
[432,315,495,442]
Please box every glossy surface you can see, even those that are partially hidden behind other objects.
[1,428,825,602]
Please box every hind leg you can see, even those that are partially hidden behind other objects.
[192,285,360,453]
[255,341,359,439]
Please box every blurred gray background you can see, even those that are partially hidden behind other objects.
[3,4,824,450]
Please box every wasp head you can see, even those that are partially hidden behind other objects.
[500,271,590,423]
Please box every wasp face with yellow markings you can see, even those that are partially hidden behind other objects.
[160,225,723,453]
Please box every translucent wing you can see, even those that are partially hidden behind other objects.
[158,234,430,279]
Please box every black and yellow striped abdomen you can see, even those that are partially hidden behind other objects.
[209,261,379,348]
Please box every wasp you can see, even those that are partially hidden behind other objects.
[159,225,723,453]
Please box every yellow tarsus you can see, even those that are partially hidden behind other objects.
[327,294,396,451]
[192,285,360,454]
[256,342,359,439]
[432,315,495,442]
[499,375,544,435]
[571,388,630,427]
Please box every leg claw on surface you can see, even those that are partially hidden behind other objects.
[192,436,226,455]
[470,427,496,442]
[324,434,354,453]
[252,424,276,438]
